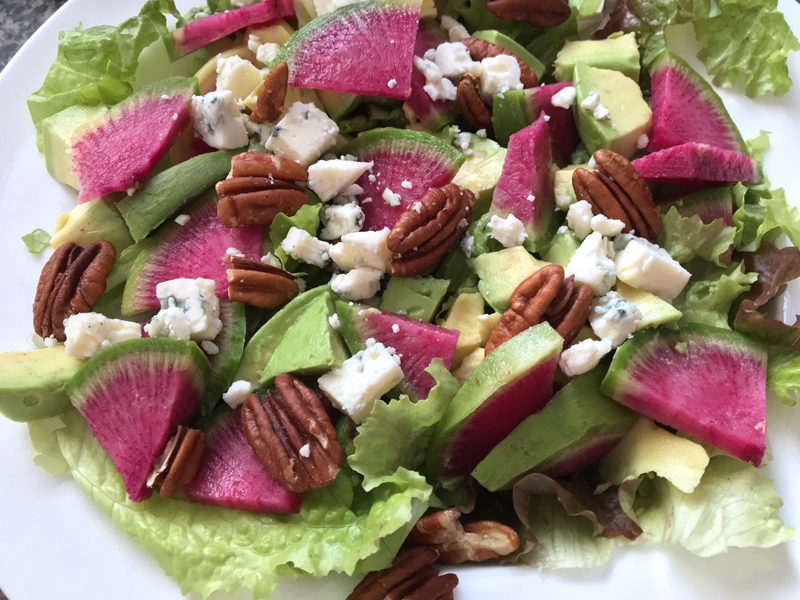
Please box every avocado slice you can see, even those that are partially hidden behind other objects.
[472,30,546,81]
[441,293,501,367]
[615,281,682,330]
[259,291,349,386]
[234,286,332,385]
[451,136,507,206]
[50,198,135,255]
[553,164,594,211]
[542,229,581,268]
[468,246,550,312]
[472,367,638,490]
[379,277,450,323]
[573,63,652,159]
[317,90,363,121]
[42,105,108,190]
[554,32,640,83]
[0,346,85,422]
[117,150,237,242]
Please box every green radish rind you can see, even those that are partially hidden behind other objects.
[66,337,210,406]
[118,150,237,242]
[232,286,332,385]
[601,323,768,466]
[197,301,247,419]
[339,127,464,166]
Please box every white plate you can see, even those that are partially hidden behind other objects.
[1,2,800,598]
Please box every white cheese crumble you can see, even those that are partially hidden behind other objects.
[226,247,245,257]
[317,338,404,423]
[329,228,392,272]
[320,203,365,240]
[330,268,384,301]
[299,444,311,458]
[613,234,691,301]
[329,314,340,330]
[190,90,249,150]
[475,128,487,137]
[460,232,475,258]
[261,253,282,268]
[479,55,523,103]
[401,180,413,189]
[559,339,613,377]
[637,133,650,149]
[392,324,400,333]
[591,214,625,237]
[551,86,577,109]
[174,214,191,226]
[145,278,223,342]
[200,340,219,355]
[222,380,252,409]
[593,103,611,120]
[413,56,458,102]
[589,291,642,347]
[567,200,594,240]
[382,188,402,206]
[565,231,617,296]
[580,91,600,111]
[265,102,339,167]
[307,159,373,202]
[488,213,528,247]
[434,42,481,79]
[388,79,397,89]
[440,15,470,42]
[64,313,142,358]
[280,227,332,267]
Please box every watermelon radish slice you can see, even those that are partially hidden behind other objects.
[660,186,735,226]
[601,324,768,466]
[492,82,579,166]
[122,193,263,315]
[648,50,747,155]
[167,0,296,58]
[169,123,215,165]
[631,143,762,185]
[336,301,459,400]
[339,128,464,230]
[490,113,555,252]
[72,77,198,203]
[426,322,563,479]
[197,301,247,419]
[183,403,303,513]
[405,20,459,131]
[65,338,210,502]
[275,0,422,100]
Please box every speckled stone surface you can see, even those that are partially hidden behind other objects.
[0,0,68,72]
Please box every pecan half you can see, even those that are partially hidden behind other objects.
[486,0,571,28]
[461,38,539,88]
[408,508,520,565]
[33,240,116,341]
[573,150,661,241]
[250,62,289,124]
[147,426,206,498]
[217,152,309,228]
[388,184,475,277]
[485,264,592,353]
[456,73,493,134]
[241,374,341,493]
[227,256,299,309]
[347,547,458,600]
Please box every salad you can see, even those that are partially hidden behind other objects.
[2,0,800,598]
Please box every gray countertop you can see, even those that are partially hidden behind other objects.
[0,2,68,597]
[0,0,68,72]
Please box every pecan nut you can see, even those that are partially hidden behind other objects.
[456,73,494,134]
[227,256,299,309]
[347,547,459,600]
[250,62,289,124]
[147,426,207,498]
[33,240,116,341]
[388,184,475,277]
[217,152,309,228]
[573,150,661,241]
[241,374,342,493]
[461,38,539,88]
[486,0,571,28]
[485,264,592,353]
[408,508,520,565]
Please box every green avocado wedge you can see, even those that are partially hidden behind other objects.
[472,367,638,491]
[0,346,85,422]
[379,277,450,323]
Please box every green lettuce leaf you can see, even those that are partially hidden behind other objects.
[28,416,70,475]
[269,204,322,271]
[337,105,409,134]
[515,456,796,569]
[21,229,51,253]
[27,0,179,149]
[46,409,430,599]
[349,360,459,490]
[658,207,736,266]
[674,262,757,329]
[766,345,800,407]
